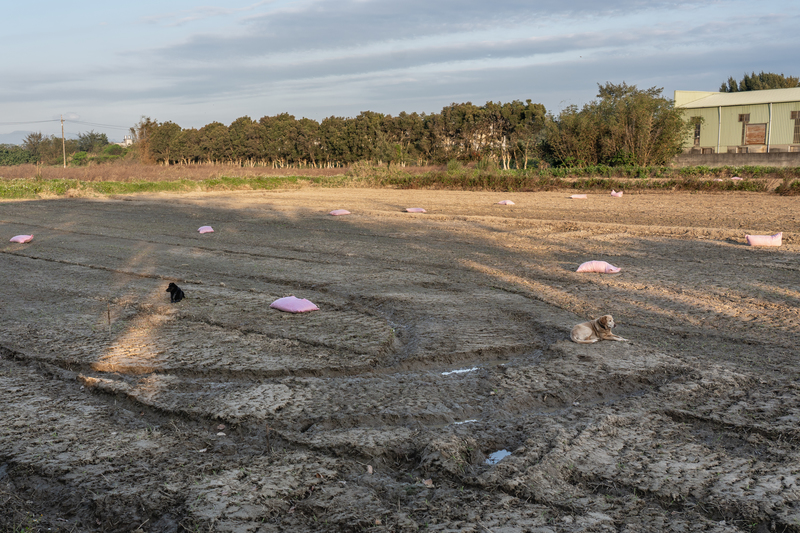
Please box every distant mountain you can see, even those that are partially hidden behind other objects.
[0,131,33,145]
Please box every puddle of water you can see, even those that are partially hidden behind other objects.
[441,367,479,376]
[485,449,511,465]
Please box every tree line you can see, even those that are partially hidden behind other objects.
[6,90,687,169]
[132,99,548,169]
[4,130,121,167]
[134,85,689,169]
[719,71,799,92]
[7,73,795,170]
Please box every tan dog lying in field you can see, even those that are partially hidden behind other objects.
[571,315,628,344]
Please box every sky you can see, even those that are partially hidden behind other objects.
[1,0,798,143]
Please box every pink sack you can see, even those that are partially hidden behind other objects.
[731,177,743,181]
[198,226,214,234]
[496,200,515,205]
[9,235,33,243]
[270,296,319,313]
[610,190,623,197]
[746,233,782,247]
[405,207,427,213]
[570,194,587,199]
[577,260,621,274]
[329,209,351,216]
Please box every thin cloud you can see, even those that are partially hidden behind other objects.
[138,13,775,89]
[5,10,796,109]
[157,0,712,59]
[141,0,277,27]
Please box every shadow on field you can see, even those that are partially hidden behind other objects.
[1,194,797,378]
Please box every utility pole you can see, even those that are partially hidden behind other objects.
[61,115,66,168]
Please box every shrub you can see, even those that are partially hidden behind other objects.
[0,145,36,166]
[475,159,498,172]
[447,159,463,172]
[103,144,124,156]
[71,151,88,166]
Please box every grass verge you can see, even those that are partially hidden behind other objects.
[1,163,799,199]
[0,175,349,199]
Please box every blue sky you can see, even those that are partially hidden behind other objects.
[1,0,797,143]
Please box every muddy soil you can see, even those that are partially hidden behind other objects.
[1,188,799,532]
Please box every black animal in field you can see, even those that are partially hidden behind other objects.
[166,282,185,303]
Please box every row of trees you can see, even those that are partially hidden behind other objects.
[9,73,794,170]
[18,130,115,166]
[145,79,766,169]
[15,90,686,169]
[132,99,549,169]
[0,144,37,166]
[719,71,800,92]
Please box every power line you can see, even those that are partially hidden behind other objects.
[70,120,131,131]
[0,119,61,126]
[0,119,131,130]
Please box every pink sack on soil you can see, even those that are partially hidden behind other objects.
[576,260,621,274]
[731,177,743,181]
[570,194,587,199]
[746,233,782,247]
[270,296,319,313]
[9,235,33,243]
[405,207,427,213]
[610,190,623,197]
[198,226,214,234]
[496,200,515,205]
[329,209,351,216]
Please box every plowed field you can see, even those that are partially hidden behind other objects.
[1,188,799,532]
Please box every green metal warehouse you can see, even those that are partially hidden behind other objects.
[675,87,800,154]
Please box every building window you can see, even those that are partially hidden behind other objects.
[739,114,750,145]
[693,119,701,146]
[792,111,800,144]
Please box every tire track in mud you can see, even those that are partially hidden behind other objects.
[3,334,693,454]
[0,349,351,532]
[463,365,800,531]
[67,344,697,451]
[556,412,800,531]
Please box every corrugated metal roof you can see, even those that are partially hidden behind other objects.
[676,87,800,108]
